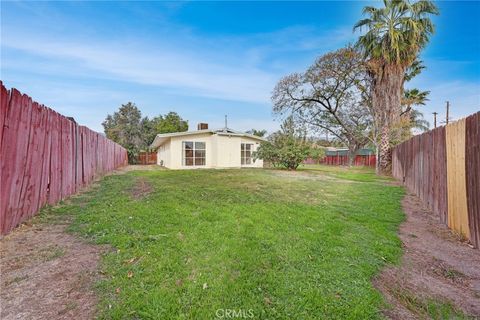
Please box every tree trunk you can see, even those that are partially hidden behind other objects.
[373,139,381,175]
[379,124,392,173]
[347,143,360,167]
[348,151,355,167]
[370,64,405,175]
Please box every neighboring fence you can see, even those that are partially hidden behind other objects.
[321,154,376,167]
[137,152,157,165]
[392,111,480,248]
[306,148,376,167]
[0,83,128,235]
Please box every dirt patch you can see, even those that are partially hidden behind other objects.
[0,221,105,320]
[129,177,153,200]
[267,169,341,182]
[375,193,480,319]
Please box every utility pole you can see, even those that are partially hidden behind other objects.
[433,112,438,128]
[446,101,450,124]
[224,115,228,131]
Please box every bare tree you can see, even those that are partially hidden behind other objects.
[272,47,372,166]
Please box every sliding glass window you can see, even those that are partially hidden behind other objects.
[183,141,206,166]
[241,143,253,165]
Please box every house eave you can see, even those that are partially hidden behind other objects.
[150,130,213,149]
[150,128,267,149]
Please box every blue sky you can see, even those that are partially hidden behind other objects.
[1,1,479,133]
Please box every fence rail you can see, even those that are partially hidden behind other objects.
[0,82,128,235]
[392,111,480,248]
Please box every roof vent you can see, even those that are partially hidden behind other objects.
[197,123,208,130]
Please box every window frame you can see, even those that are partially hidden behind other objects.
[241,143,254,165]
[182,141,206,167]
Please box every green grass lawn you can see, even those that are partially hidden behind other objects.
[42,165,406,319]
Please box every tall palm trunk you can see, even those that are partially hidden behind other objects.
[378,124,392,173]
[370,64,405,174]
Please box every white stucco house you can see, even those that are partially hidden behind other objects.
[150,124,265,169]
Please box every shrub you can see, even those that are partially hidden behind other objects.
[255,117,322,170]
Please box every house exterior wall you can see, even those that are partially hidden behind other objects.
[170,133,214,169]
[157,140,171,167]
[155,133,263,169]
[214,135,242,168]
[240,136,263,168]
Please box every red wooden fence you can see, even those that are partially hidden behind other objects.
[321,155,376,167]
[392,126,448,223]
[392,111,480,248]
[466,112,480,248]
[0,82,128,235]
[137,152,157,165]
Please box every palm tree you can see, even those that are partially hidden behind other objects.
[404,59,426,82]
[396,108,430,141]
[409,109,430,132]
[402,88,430,116]
[247,129,267,137]
[354,0,438,174]
[399,88,430,140]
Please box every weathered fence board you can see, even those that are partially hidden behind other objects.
[392,111,480,248]
[433,127,448,224]
[446,119,469,238]
[49,111,62,205]
[0,82,128,235]
[0,85,8,152]
[466,112,480,248]
[38,107,52,213]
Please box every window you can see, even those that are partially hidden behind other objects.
[241,143,253,165]
[183,141,206,166]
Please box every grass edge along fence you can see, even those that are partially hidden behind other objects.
[0,82,128,235]
[392,111,480,248]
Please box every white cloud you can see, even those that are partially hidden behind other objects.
[3,39,273,103]
[1,11,357,106]
[423,81,480,122]
[4,3,477,136]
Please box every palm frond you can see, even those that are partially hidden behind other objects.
[362,6,378,15]
[353,18,373,31]
[412,0,439,16]
[354,0,439,66]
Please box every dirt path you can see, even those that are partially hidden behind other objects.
[0,221,104,320]
[0,166,156,320]
[375,193,480,319]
